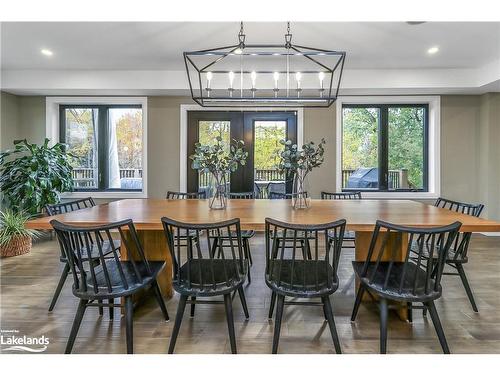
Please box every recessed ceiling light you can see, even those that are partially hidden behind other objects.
[41,49,53,56]
[427,46,439,55]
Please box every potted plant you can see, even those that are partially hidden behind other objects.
[0,138,75,215]
[278,138,326,209]
[0,210,40,257]
[190,136,248,209]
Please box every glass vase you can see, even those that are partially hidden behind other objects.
[292,169,311,209]
[208,172,228,210]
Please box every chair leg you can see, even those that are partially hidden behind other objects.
[109,299,114,320]
[152,280,169,321]
[407,302,413,323]
[65,299,87,354]
[322,296,342,354]
[268,291,276,319]
[426,300,450,354]
[244,238,253,266]
[237,286,250,320]
[98,300,104,316]
[272,294,285,354]
[456,263,479,312]
[379,298,388,354]
[351,284,365,321]
[168,295,188,354]
[48,263,70,312]
[190,297,196,317]
[124,296,134,354]
[223,293,237,354]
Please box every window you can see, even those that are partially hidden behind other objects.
[341,104,428,192]
[60,104,144,192]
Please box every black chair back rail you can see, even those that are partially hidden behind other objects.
[46,197,96,216]
[321,191,362,200]
[229,192,255,199]
[166,191,206,199]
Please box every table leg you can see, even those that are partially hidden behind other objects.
[355,231,409,321]
[121,230,173,299]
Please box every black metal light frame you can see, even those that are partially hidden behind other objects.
[183,23,346,108]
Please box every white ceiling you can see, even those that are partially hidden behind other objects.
[2,22,500,70]
[1,22,500,95]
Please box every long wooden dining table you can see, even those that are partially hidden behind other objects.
[26,198,500,318]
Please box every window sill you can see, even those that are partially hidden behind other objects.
[61,191,147,199]
[352,191,439,200]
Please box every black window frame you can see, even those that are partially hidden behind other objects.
[341,103,429,192]
[186,111,297,194]
[59,104,144,192]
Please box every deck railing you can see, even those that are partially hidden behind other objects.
[72,168,143,188]
[342,168,409,190]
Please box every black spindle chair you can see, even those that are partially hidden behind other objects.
[162,217,249,354]
[321,191,362,249]
[265,218,346,354]
[351,220,461,354]
[427,197,484,312]
[166,191,206,199]
[51,219,169,354]
[46,198,118,313]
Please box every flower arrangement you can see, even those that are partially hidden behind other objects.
[278,138,326,208]
[190,137,248,209]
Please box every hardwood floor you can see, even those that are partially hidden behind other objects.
[1,233,500,354]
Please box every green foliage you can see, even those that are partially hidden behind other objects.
[342,107,424,188]
[278,138,326,174]
[0,139,75,214]
[254,123,286,170]
[0,209,40,246]
[190,136,248,175]
[388,108,424,188]
[342,108,378,171]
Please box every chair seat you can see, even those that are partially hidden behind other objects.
[352,261,442,302]
[266,260,338,298]
[75,260,165,299]
[61,240,120,262]
[174,259,248,296]
[410,241,467,264]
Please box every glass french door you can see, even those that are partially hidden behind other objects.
[187,111,297,196]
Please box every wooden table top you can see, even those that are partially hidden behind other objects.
[26,198,500,232]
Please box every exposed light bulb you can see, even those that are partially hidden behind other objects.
[234,48,243,55]
[319,72,325,90]
[273,72,280,93]
[228,71,235,88]
[206,71,213,94]
[295,72,302,90]
[251,71,257,88]
[41,48,53,56]
[427,46,439,55]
